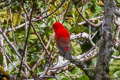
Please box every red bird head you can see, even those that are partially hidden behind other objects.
[53,22,70,38]
[53,22,63,32]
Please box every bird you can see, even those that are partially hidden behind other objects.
[53,22,73,61]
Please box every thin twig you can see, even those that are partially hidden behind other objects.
[22,7,50,59]
[32,33,54,70]
[6,16,103,33]
[34,0,66,21]
[5,54,26,77]
[18,2,35,78]
[9,6,16,45]
[62,1,70,23]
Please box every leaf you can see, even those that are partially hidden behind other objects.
[76,75,90,80]
[0,52,3,65]
[0,11,8,23]
[57,74,70,80]
[47,17,56,27]
[98,0,104,5]
[114,71,120,77]
[48,4,59,15]
[63,22,71,30]
[63,2,68,9]
[8,60,20,72]
[29,34,38,40]
[97,19,101,24]
[71,67,79,74]
[86,9,93,17]
[92,19,95,23]
[67,17,73,23]
[12,13,21,27]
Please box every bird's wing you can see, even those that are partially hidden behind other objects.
[55,36,73,60]
[55,36,71,53]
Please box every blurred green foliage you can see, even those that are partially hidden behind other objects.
[0,0,119,80]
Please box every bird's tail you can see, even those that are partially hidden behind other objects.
[64,51,74,61]
[65,53,84,68]
[60,51,85,68]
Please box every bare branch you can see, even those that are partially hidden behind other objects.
[0,29,36,78]
[76,7,102,27]
[78,16,103,26]
[0,35,7,70]
[113,16,120,47]
[18,2,35,78]
[112,55,120,60]
[32,33,54,70]
[114,8,120,17]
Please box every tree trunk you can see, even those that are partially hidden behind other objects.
[94,0,114,80]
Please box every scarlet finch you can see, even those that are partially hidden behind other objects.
[53,22,73,61]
